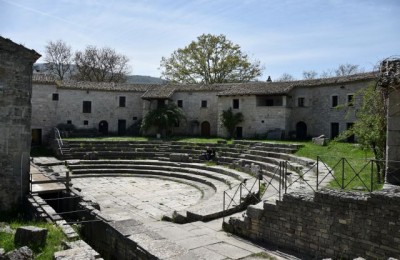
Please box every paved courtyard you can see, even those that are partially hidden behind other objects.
[72,176,203,222]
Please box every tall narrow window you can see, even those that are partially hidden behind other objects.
[83,101,92,113]
[177,100,183,108]
[233,99,239,109]
[347,94,354,106]
[201,100,208,108]
[119,96,126,107]
[298,97,305,107]
[331,95,338,108]
[52,93,59,101]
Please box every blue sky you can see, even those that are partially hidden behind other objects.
[1,0,399,80]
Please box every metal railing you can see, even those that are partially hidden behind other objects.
[54,127,64,155]
[226,157,392,214]
[222,177,261,222]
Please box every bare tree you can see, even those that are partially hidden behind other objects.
[74,46,130,83]
[302,70,318,79]
[277,73,295,82]
[44,40,72,80]
[320,69,335,78]
[335,63,363,76]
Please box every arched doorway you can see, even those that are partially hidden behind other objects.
[296,121,307,140]
[201,121,211,137]
[99,120,108,135]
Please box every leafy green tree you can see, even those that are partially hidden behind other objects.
[141,103,186,137]
[336,83,386,182]
[221,108,244,139]
[160,34,262,84]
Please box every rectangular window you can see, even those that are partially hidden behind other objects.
[132,116,138,120]
[347,94,354,106]
[67,120,72,124]
[201,100,208,108]
[157,99,165,108]
[52,93,59,101]
[298,97,305,107]
[233,99,239,109]
[177,100,183,108]
[266,99,274,106]
[83,101,92,113]
[331,95,338,108]
[119,96,126,107]
[83,120,88,125]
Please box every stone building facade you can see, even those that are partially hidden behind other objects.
[31,72,377,143]
[0,37,40,212]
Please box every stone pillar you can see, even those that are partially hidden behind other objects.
[0,37,40,212]
[379,59,400,185]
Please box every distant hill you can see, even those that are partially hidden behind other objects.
[33,63,166,84]
[125,75,167,84]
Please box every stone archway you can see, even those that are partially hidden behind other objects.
[99,120,109,135]
[201,121,211,137]
[296,121,307,140]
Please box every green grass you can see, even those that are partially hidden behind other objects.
[293,141,383,191]
[0,219,65,259]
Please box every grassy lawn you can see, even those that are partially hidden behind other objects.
[0,218,65,259]
[293,141,382,191]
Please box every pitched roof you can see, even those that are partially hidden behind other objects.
[142,85,176,99]
[32,72,378,96]
[0,36,41,61]
[217,82,294,96]
[57,81,152,92]
[291,71,378,87]
[32,73,58,84]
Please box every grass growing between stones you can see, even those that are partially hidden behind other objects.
[0,218,65,259]
[294,141,383,191]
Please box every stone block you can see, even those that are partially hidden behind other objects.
[3,246,33,260]
[312,135,328,146]
[14,226,48,248]
[170,153,191,162]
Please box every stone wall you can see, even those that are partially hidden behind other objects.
[289,79,371,139]
[226,189,400,259]
[380,59,400,185]
[217,95,290,138]
[0,37,40,212]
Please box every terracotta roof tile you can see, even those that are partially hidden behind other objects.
[32,73,58,84]
[58,81,152,92]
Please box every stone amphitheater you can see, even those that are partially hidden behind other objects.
[30,139,327,259]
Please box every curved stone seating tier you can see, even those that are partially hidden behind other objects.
[62,140,323,186]
[67,159,258,223]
